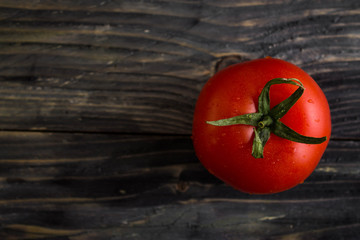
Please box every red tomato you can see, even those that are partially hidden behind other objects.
[192,58,331,194]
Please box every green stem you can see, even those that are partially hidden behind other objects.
[206,78,327,159]
[258,116,273,128]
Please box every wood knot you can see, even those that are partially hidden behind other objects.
[215,55,250,73]
[176,181,190,193]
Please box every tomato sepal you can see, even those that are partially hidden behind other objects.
[252,127,271,158]
[272,120,327,144]
[259,78,303,115]
[206,112,263,127]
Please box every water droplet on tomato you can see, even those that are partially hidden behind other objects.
[307,99,314,104]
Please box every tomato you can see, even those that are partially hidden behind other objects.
[192,58,331,194]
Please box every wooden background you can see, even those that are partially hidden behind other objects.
[0,0,359,239]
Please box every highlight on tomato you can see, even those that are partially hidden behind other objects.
[192,57,331,194]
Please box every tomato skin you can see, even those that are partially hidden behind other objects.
[192,58,331,194]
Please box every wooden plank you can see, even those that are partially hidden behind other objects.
[0,1,359,137]
[0,131,359,239]
[1,199,359,240]
[0,1,359,239]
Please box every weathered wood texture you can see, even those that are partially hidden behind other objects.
[0,132,359,240]
[0,0,359,137]
[0,0,359,239]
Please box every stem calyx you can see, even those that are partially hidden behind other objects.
[206,78,327,158]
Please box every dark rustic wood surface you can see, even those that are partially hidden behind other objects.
[0,0,359,239]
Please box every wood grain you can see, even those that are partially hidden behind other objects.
[0,132,359,239]
[0,0,359,137]
[0,1,359,239]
